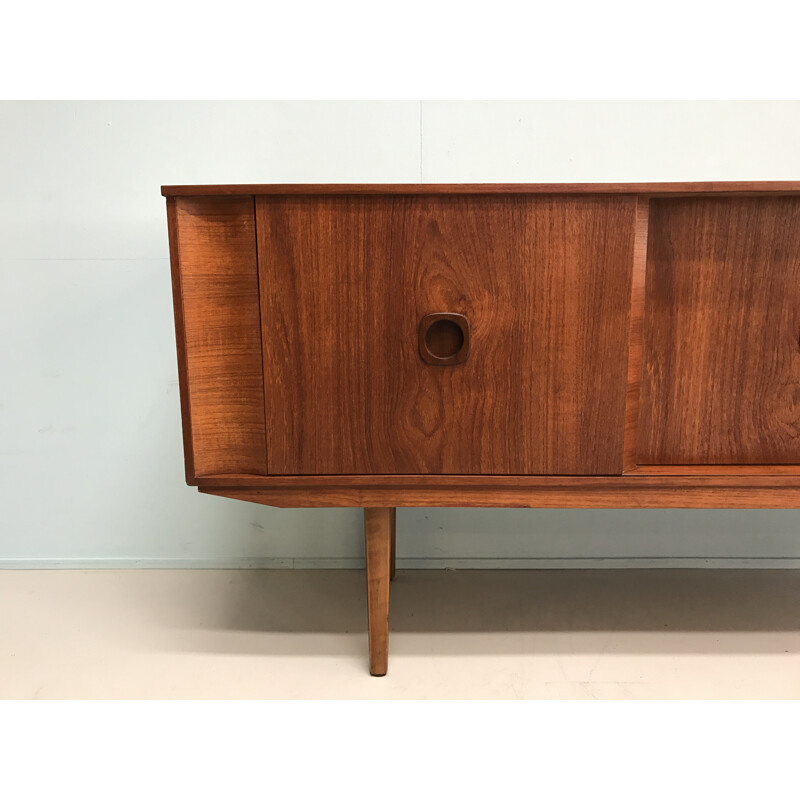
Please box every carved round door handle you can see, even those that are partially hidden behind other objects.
[418,312,470,366]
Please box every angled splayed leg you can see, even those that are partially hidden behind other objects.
[364,507,394,676]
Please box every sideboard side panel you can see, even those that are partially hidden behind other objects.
[169,196,267,478]
[639,196,800,464]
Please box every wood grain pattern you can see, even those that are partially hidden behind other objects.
[364,508,392,676]
[197,467,800,504]
[171,196,267,476]
[166,198,196,482]
[257,195,637,475]
[192,473,800,489]
[622,198,650,472]
[389,508,396,581]
[639,196,800,465]
[162,182,800,197]
[634,465,800,475]
[165,183,800,678]
[201,485,800,509]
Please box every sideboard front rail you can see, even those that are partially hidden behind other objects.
[192,472,800,508]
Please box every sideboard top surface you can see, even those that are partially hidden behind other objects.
[161,182,800,197]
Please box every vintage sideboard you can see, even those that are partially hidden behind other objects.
[163,182,800,675]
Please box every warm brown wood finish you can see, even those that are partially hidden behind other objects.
[197,472,800,508]
[163,182,800,197]
[200,467,800,508]
[203,485,800,509]
[390,508,397,581]
[364,508,392,676]
[622,198,650,473]
[639,196,800,465]
[163,182,800,676]
[166,198,195,482]
[193,473,800,489]
[418,313,471,366]
[169,197,267,477]
[635,465,800,476]
[257,195,636,475]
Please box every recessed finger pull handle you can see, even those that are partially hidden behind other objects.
[418,313,470,366]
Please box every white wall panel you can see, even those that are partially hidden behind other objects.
[3,100,800,566]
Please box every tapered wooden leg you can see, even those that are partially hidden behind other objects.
[364,507,393,676]
[390,507,397,581]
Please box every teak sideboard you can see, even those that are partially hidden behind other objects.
[163,182,800,675]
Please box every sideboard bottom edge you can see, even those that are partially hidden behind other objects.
[198,486,800,509]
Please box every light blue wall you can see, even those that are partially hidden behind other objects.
[3,100,800,567]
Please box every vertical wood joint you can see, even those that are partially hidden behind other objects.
[622,196,650,474]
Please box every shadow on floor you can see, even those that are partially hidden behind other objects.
[158,569,800,657]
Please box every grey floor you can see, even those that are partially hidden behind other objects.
[2,568,799,698]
